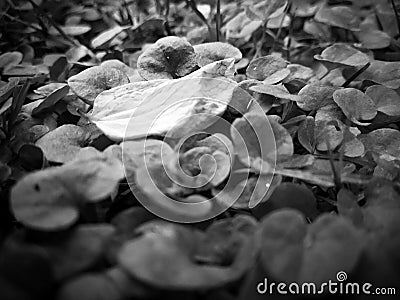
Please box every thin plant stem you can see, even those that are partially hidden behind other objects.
[271,2,291,54]
[286,5,296,61]
[123,0,134,25]
[338,119,352,191]
[253,30,266,60]
[325,134,342,190]
[216,0,221,41]
[164,0,172,35]
[342,62,371,88]
[187,0,213,38]
[391,0,400,37]
[3,13,41,31]
[26,0,78,46]
[318,69,331,81]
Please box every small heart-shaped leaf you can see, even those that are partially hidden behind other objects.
[246,55,288,81]
[297,84,337,111]
[68,60,130,104]
[314,44,369,68]
[194,42,242,67]
[137,36,198,80]
[314,5,360,31]
[0,51,23,72]
[260,209,363,284]
[333,88,377,126]
[35,124,88,163]
[365,85,400,117]
[11,155,124,230]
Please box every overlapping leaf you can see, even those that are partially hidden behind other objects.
[117,217,258,290]
[193,42,242,67]
[365,85,400,116]
[91,59,242,141]
[0,51,23,72]
[235,113,293,169]
[333,88,377,126]
[314,44,370,68]
[137,36,198,80]
[314,5,360,31]
[297,84,337,111]
[68,60,130,104]
[344,60,400,89]
[252,183,318,219]
[213,172,281,209]
[10,155,124,230]
[35,124,89,163]
[260,209,364,284]
[360,129,400,161]
[246,55,289,81]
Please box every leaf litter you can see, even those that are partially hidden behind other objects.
[1,0,400,298]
